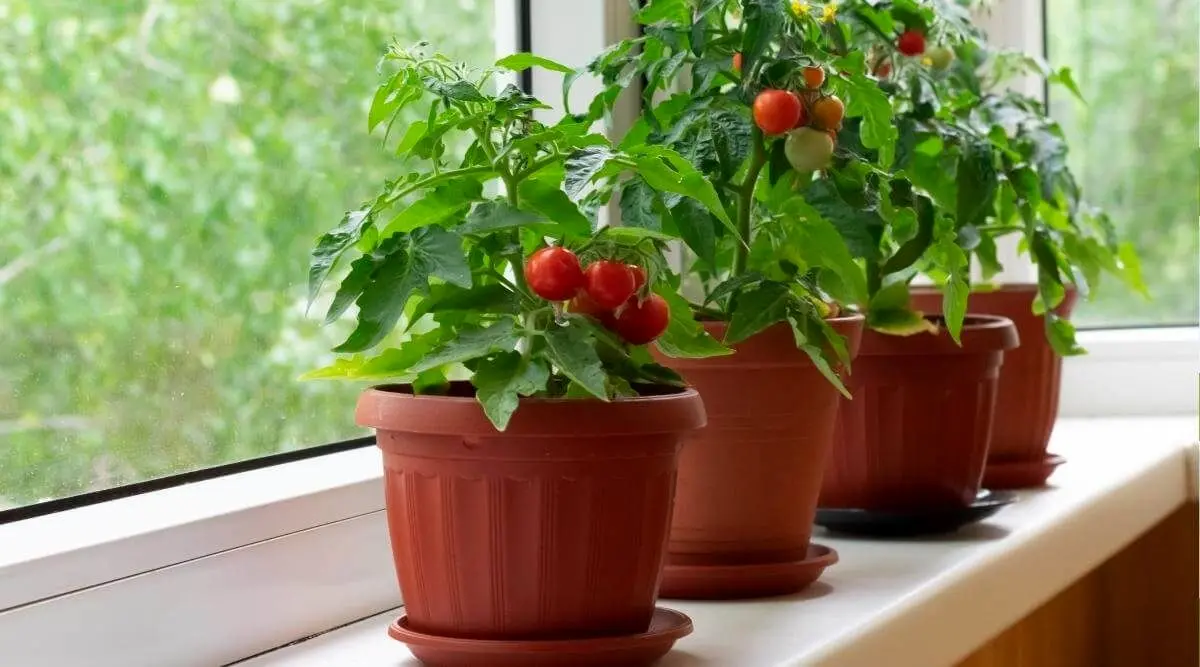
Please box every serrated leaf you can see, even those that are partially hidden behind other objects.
[779,198,869,305]
[301,329,445,380]
[704,272,765,307]
[410,319,522,374]
[636,0,690,24]
[741,0,786,77]
[472,352,552,430]
[670,197,718,267]
[518,171,592,237]
[421,76,486,103]
[956,139,998,229]
[563,146,616,201]
[495,52,573,74]
[395,121,428,155]
[325,234,406,324]
[459,200,547,234]
[335,227,470,353]
[725,282,792,344]
[831,56,897,167]
[382,179,484,236]
[309,207,373,306]
[653,287,732,359]
[1045,313,1086,356]
[619,177,664,230]
[786,313,850,398]
[632,146,735,231]
[803,179,883,260]
[541,321,609,400]
[410,284,521,326]
[943,276,969,344]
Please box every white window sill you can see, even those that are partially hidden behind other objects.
[229,418,1197,667]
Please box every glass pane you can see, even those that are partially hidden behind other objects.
[0,1,497,509]
[1047,0,1199,327]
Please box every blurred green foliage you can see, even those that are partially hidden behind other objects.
[0,0,494,506]
[1048,0,1199,325]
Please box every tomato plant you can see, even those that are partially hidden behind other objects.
[305,44,731,429]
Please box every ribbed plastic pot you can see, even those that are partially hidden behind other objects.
[356,383,707,641]
[911,285,1078,486]
[655,316,864,568]
[821,315,1019,510]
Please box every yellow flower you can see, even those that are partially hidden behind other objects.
[821,2,838,23]
[791,0,811,16]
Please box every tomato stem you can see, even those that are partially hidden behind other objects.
[733,127,768,278]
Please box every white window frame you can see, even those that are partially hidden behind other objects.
[0,1,1194,665]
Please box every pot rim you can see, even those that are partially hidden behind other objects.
[860,313,1020,356]
[356,381,707,436]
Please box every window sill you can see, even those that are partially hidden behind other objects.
[231,418,1197,667]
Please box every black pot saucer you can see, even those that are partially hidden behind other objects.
[815,490,1016,538]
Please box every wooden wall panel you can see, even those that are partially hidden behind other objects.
[959,503,1198,667]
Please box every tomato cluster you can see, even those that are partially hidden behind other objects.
[744,61,843,173]
[524,247,668,345]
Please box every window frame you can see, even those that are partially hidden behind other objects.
[0,1,1195,664]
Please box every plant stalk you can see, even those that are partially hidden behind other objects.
[733,127,768,277]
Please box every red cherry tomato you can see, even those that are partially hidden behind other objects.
[567,291,616,327]
[752,89,803,135]
[613,294,670,345]
[732,52,743,73]
[628,265,647,291]
[524,246,583,301]
[897,30,926,56]
[583,260,636,310]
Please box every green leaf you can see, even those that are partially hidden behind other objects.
[866,308,937,336]
[670,197,718,267]
[1045,313,1085,357]
[956,139,999,229]
[301,329,445,380]
[541,321,609,400]
[410,283,521,325]
[704,272,765,307]
[830,57,897,167]
[725,282,792,344]
[336,226,471,353]
[368,72,421,133]
[619,177,664,230]
[779,198,869,305]
[786,313,850,398]
[459,200,547,234]
[740,0,786,77]
[382,179,484,236]
[636,0,690,24]
[600,226,676,242]
[410,319,522,374]
[421,76,486,103]
[308,207,373,305]
[1049,67,1084,103]
[653,287,732,359]
[563,146,615,201]
[518,172,592,237]
[394,121,428,155]
[943,276,969,344]
[473,352,552,430]
[881,196,936,276]
[803,179,883,260]
[495,52,574,74]
[1116,241,1149,297]
[325,233,408,324]
[632,146,735,231]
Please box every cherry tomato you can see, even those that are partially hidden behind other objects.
[613,294,670,345]
[873,60,892,79]
[628,265,647,291]
[524,246,583,301]
[732,52,743,73]
[568,291,616,328]
[897,30,926,56]
[927,46,955,70]
[802,66,825,89]
[811,95,844,130]
[583,260,636,310]
[752,89,803,135]
[785,127,835,172]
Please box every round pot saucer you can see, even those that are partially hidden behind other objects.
[659,543,838,600]
[388,607,692,667]
[983,454,1065,489]
[815,490,1016,538]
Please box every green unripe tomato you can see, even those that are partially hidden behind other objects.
[784,127,834,173]
[927,46,955,71]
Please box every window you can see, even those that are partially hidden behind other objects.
[0,1,503,510]
[1046,0,1199,327]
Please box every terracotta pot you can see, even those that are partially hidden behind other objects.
[822,315,1019,510]
[357,383,706,641]
[911,285,1078,483]
[655,316,864,568]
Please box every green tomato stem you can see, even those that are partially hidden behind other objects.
[733,127,768,278]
